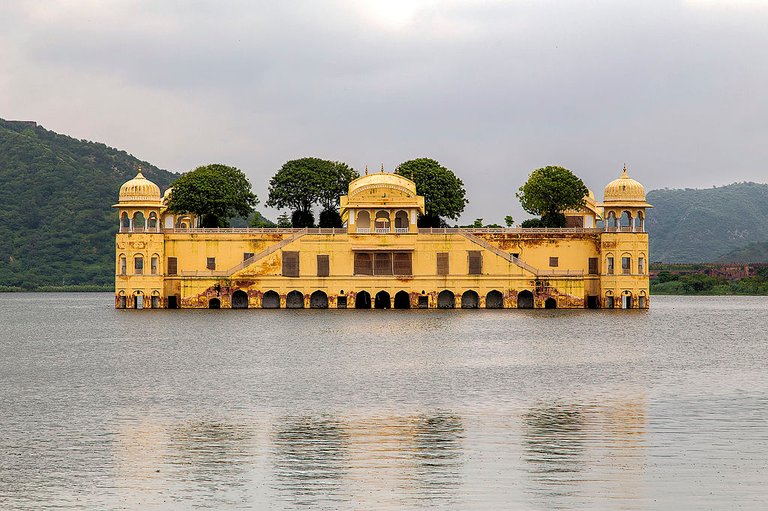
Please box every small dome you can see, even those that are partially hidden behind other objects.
[119,169,161,204]
[347,171,417,197]
[604,165,646,203]
[162,186,173,205]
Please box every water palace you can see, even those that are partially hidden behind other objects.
[114,167,651,310]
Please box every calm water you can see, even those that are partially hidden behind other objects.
[1,294,767,510]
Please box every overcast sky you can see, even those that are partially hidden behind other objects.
[2,0,767,223]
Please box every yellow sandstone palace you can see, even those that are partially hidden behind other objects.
[114,167,651,310]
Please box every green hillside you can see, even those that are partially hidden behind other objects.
[646,183,768,263]
[717,241,768,263]
[0,119,178,289]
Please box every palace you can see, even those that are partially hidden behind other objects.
[114,167,651,310]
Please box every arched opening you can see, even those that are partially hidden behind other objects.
[356,211,370,231]
[622,291,633,309]
[639,291,647,309]
[134,255,144,275]
[394,210,408,231]
[134,292,144,309]
[620,211,632,231]
[394,290,410,309]
[208,297,221,309]
[133,211,146,229]
[286,290,304,309]
[375,211,391,232]
[119,254,127,275]
[605,291,615,309]
[486,290,504,309]
[148,212,158,229]
[262,290,280,309]
[621,253,632,275]
[151,291,160,309]
[176,216,192,229]
[355,290,371,309]
[461,290,479,309]
[150,254,159,275]
[118,291,126,309]
[374,290,391,309]
[232,290,249,309]
[634,211,644,232]
[544,297,557,309]
[517,290,534,309]
[607,211,617,229]
[310,290,328,309]
[121,212,130,230]
[437,290,455,309]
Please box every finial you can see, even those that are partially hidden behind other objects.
[622,163,628,177]
[365,165,368,175]
[136,164,144,178]
[380,163,384,173]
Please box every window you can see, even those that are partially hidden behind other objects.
[119,255,127,275]
[151,255,159,275]
[374,253,393,275]
[588,257,598,275]
[549,257,559,267]
[282,251,299,277]
[244,252,254,261]
[437,253,449,275]
[622,256,631,275]
[638,257,645,274]
[607,256,614,275]
[134,255,144,275]
[207,257,216,271]
[317,255,330,277]
[393,253,413,275]
[468,251,482,275]
[354,253,373,275]
[167,257,178,275]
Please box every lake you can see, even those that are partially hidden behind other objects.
[1,293,766,510]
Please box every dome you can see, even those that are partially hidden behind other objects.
[118,169,161,204]
[162,186,173,205]
[347,170,418,197]
[604,165,647,203]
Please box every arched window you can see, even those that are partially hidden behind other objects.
[638,253,646,274]
[133,212,146,229]
[121,212,130,230]
[134,255,144,275]
[119,254,127,275]
[621,253,632,275]
[606,253,615,275]
[620,211,632,230]
[635,211,645,232]
[150,254,159,275]
[607,211,617,229]
[357,211,371,232]
[375,211,391,233]
[394,210,409,231]
[148,212,158,229]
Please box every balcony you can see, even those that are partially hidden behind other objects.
[394,227,409,233]
[375,228,390,234]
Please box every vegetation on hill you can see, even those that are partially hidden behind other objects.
[0,119,179,289]
[647,183,768,263]
[651,266,768,295]
[717,241,768,263]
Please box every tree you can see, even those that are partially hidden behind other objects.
[167,164,258,228]
[505,215,515,227]
[276,212,292,228]
[267,157,358,228]
[395,158,468,227]
[516,166,588,228]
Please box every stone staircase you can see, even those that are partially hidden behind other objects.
[226,228,309,276]
[459,231,541,275]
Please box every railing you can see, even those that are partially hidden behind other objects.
[356,228,371,233]
[121,226,645,235]
[162,227,346,235]
[394,228,409,233]
[119,226,162,233]
[375,227,390,234]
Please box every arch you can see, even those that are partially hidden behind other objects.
[517,290,534,309]
[486,290,504,309]
[356,211,370,229]
[147,212,158,229]
[118,254,127,275]
[118,290,126,309]
[461,290,479,309]
[232,290,249,309]
[622,291,633,309]
[634,211,644,232]
[639,290,647,308]
[620,210,632,231]
[208,297,221,309]
[606,211,617,229]
[121,212,130,229]
[286,290,304,309]
[134,291,144,309]
[133,211,146,229]
[355,290,371,309]
[150,254,159,275]
[544,297,557,309]
[621,252,632,275]
[394,210,409,229]
[176,216,192,229]
[605,290,615,309]
[374,290,391,309]
[134,254,144,275]
[262,290,280,309]
[310,290,329,309]
[606,253,615,275]
[375,211,391,231]
[437,290,455,309]
[151,291,160,309]
[394,290,410,309]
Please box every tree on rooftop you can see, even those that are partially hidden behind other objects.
[516,166,588,228]
[395,158,468,227]
[166,164,258,228]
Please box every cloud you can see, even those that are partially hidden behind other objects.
[1,0,767,222]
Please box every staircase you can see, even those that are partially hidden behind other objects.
[459,231,541,275]
[225,228,309,276]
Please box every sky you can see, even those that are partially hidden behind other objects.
[1,0,767,223]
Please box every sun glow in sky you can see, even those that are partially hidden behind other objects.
[352,0,438,28]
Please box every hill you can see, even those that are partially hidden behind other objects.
[0,119,179,290]
[717,241,768,263]
[646,183,768,263]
